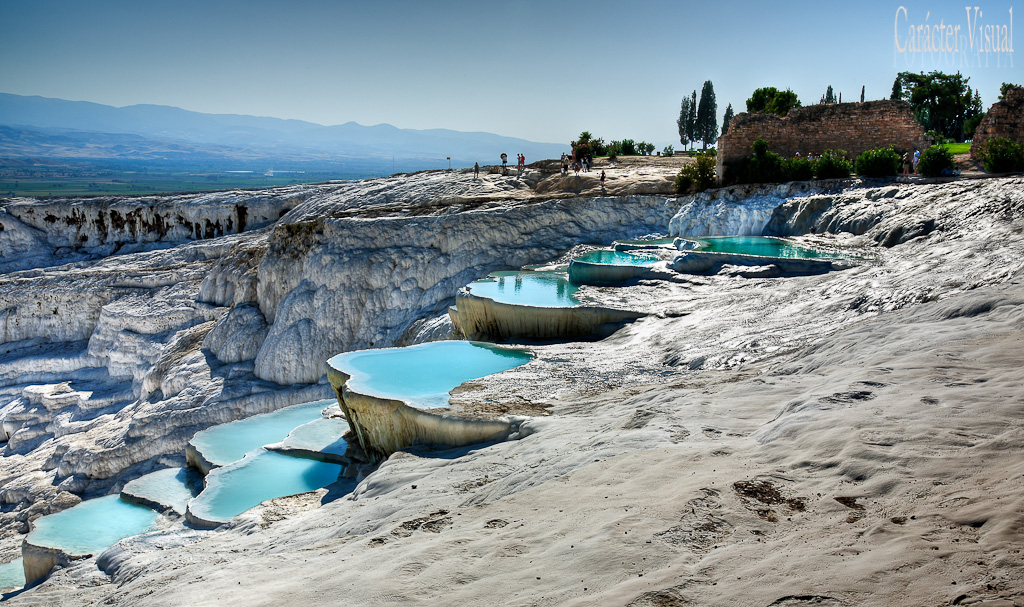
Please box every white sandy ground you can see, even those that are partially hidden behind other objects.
[3,176,1022,606]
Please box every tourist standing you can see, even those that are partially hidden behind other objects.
[474,162,479,179]
[902,151,911,175]
[600,170,606,186]
[912,149,920,173]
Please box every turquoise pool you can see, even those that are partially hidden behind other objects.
[277,416,350,460]
[465,271,580,307]
[686,236,843,259]
[187,450,343,525]
[0,558,22,591]
[27,495,159,556]
[328,341,533,409]
[573,250,659,266]
[190,399,336,467]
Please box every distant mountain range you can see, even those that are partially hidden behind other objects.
[0,93,567,167]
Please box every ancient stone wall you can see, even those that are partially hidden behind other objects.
[717,100,929,184]
[971,87,1024,159]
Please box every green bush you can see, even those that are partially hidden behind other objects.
[813,150,853,179]
[980,137,1024,173]
[855,146,901,178]
[662,145,674,157]
[674,172,692,193]
[675,152,717,194]
[620,139,638,156]
[916,146,955,177]
[735,138,784,183]
[781,157,813,181]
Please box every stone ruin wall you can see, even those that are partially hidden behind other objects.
[717,100,929,184]
[971,87,1024,159]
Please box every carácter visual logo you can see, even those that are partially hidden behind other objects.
[894,5,1014,68]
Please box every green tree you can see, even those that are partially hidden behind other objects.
[860,85,865,103]
[686,90,698,149]
[964,112,985,139]
[891,77,903,101]
[746,87,800,116]
[571,131,605,158]
[999,82,1022,100]
[893,71,983,141]
[696,80,718,149]
[721,103,734,136]
[820,85,837,104]
[677,96,691,149]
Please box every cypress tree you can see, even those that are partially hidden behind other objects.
[686,90,697,150]
[696,80,718,149]
[721,103,734,136]
[677,96,691,148]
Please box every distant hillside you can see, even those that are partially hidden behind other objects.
[0,93,567,166]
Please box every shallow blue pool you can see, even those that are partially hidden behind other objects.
[328,341,533,409]
[190,400,336,467]
[686,236,843,259]
[466,271,580,307]
[27,495,159,556]
[574,250,659,266]
[0,558,23,591]
[187,450,343,524]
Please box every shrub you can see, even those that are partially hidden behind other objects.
[813,149,853,179]
[620,139,638,156]
[606,141,621,160]
[980,137,1024,173]
[855,146,901,178]
[662,145,674,157]
[916,146,955,177]
[674,171,692,194]
[736,137,784,183]
[781,157,813,181]
[924,130,950,145]
[675,152,716,194]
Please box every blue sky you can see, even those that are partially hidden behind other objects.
[1,0,1018,146]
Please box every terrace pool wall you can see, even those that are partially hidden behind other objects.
[185,450,344,528]
[22,495,161,585]
[453,290,646,342]
[567,250,664,287]
[186,400,337,474]
[326,342,534,462]
[669,237,851,276]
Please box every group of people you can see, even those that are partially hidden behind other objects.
[901,149,920,175]
[561,152,594,176]
[496,153,526,176]
[475,152,604,185]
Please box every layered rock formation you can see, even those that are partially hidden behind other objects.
[0,164,681,570]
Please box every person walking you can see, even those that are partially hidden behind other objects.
[600,170,606,186]
[474,162,480,179]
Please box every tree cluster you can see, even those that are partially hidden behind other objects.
[569,132,655,159]
[891,71,983,142]
[746,87,800,116]
[677,80,718,150]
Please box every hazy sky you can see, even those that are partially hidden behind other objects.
[1,0,1018,146]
